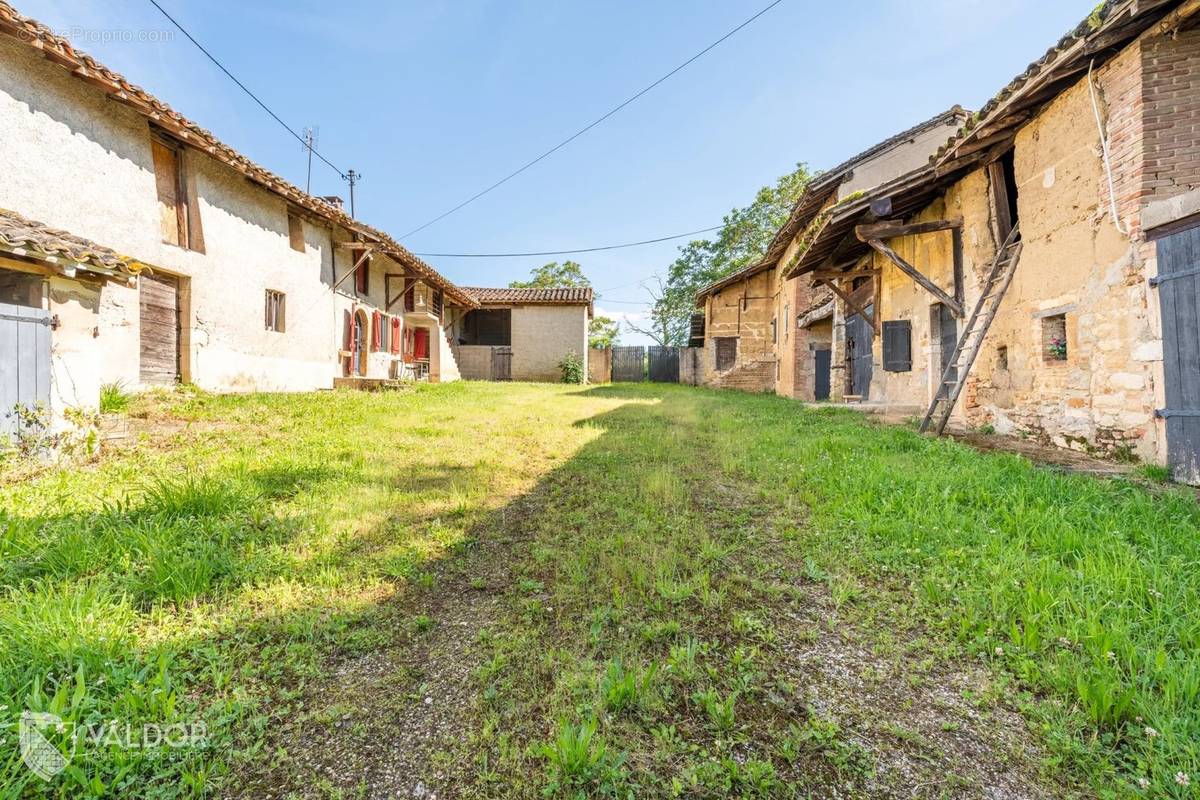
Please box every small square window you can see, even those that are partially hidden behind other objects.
[996,345,1009,371]
[1042,315,1067,361]
[265,289,286,332]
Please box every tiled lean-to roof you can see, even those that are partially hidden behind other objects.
[783,0,1190,280]
[0,1,478,308]
[694,106,970,304]
[463,286,594,305]
[0,207,144,278]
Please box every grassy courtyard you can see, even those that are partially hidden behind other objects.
[1,382,1198,798]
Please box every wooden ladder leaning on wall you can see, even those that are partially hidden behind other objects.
[920,223,1024,436]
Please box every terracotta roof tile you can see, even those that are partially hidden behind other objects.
[0,207,143,276]
[462,286,593,304]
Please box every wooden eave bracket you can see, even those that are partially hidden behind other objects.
[816,276,874,328]
[864,237,963,317]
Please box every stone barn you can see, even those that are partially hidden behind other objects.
[781,0,1200,480]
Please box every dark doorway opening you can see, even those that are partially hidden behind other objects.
[458,309,511,346]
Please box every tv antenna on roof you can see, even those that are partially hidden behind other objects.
[302,126,319,194]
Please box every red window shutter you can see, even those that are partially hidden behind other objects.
[371,311,382,350]
[343,309,353,350]
[391,317,401,353]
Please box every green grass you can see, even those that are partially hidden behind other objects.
[1,382,1197,798]
[97,383,132,414]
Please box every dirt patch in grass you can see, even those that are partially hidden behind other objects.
[227,389,1076,799]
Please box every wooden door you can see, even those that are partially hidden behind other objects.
[0,270,50,437]
[491,346,512,381]
[1156,226,1200,483]
[140,273,180,384]
[935,302,958,400]
[846,307,873,399]
[814,348,831,401]
[352,312,368,376]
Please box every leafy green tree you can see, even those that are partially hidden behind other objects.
[654,163,813,344]
[509,260,591,288]
[588,316,620,349]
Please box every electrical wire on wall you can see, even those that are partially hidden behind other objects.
[1088,58,1130,236]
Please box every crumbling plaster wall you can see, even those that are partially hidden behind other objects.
[973,47,1158,459]
[872,41,1160,460]
[700,268,777,391]
[870,170,995,414]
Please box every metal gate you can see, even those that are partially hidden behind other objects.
[648,346,680,382]
[491,346,512,381]
[0,273,51,437]
[846,307,873,399]
[612,346,645,382]
[1155,226,1200,483]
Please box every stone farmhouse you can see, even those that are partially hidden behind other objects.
[699,0,1200,482]
[0,1,485,437]
[692,107,971,398]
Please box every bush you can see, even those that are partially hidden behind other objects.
[99,382,132,413]
[559,351,585,384]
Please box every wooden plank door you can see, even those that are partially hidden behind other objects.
[139,273,181,384]
[1156,226,1200,483]
[0,271,51,437]
[814,348,831,401]
[491,346,512,381]
[936,302,958,400]
[846,307,873,399]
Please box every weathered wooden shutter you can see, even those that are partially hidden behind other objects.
[151,138,184,246]
[371,311,382,350]
[715,337,737,371]
[882,320,912,372]
[391,317,401,353]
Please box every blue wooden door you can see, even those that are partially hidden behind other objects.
[846,306,873,399]
[1156,226,1200,483]
[0,271,51,437]
[814,348,831,401]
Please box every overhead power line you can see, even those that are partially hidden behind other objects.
[412,225,722,258]
[399,0,786,240]
[146,0,347,180]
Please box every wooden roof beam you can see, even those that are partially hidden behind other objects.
[866,238,963,317]
[855,216,962,242]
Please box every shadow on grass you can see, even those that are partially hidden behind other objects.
[4,385,1200,799]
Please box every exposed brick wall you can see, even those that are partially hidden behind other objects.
[1142,27,1200,207]
[708,358,776,393]
[1099,40,1146,236]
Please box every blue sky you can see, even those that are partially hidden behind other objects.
[23,0,1086,342]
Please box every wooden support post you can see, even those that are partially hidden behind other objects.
[866,238,963,318]
[385,273,409,310]
[952,227,964,306]
[332,248,372,291]
[818,278,874,328]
